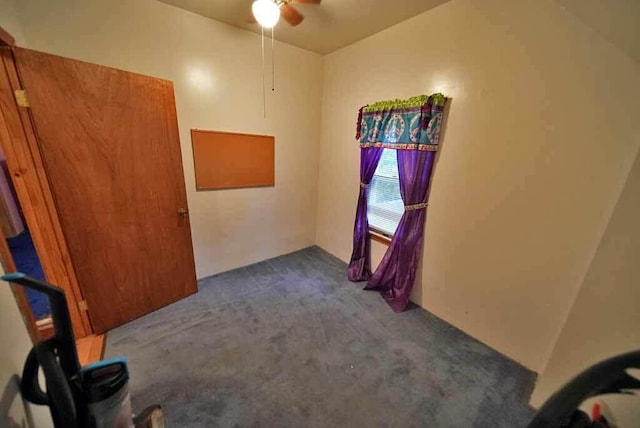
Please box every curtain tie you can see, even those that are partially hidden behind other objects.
[404,202,428,211]
[360,182,368,189]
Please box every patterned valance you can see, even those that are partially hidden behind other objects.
[356,93,445,151]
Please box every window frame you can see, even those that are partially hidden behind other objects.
[370,229,392,245]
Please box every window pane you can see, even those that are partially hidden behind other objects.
[375,148,399,178]
[368,149,403,236]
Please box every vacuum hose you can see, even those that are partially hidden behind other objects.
[21,339,78,427]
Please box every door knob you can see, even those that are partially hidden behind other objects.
[178,208,189,217]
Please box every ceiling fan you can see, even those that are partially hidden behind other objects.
[248,0,321,28]
[250,0,320,118]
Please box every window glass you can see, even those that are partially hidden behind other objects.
[367,149,403,236]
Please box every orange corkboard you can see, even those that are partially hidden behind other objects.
[191,129,275,190]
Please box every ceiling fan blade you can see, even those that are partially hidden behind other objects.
[291,0,321,4]
[280,3,304,26]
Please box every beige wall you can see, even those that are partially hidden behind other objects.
[530,150,640,423]
[0,0,25,45]
[316,0,640,371]
[11,0,323,279]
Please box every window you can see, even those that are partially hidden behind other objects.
[368,149,403,237]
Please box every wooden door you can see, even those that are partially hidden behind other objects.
[12,47,197,333]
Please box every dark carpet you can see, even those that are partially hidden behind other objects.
[6,229,50,319]
[106,246,536,427]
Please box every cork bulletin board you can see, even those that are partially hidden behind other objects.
[190,129,275,190]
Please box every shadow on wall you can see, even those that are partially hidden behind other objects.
[0,374,36,428]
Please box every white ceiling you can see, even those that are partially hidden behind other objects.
[156,0,452,54]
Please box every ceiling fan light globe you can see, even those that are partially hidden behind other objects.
[252,0,280,28]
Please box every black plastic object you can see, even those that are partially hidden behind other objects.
[34,339,78,426]
[2,273,83,427]
[81,358,129,403]
[3,273,81,376]
[21,345,49,406]
[528,350,640,427]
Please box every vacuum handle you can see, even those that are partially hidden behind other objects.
[2,273,81,377]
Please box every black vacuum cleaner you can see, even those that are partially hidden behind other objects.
[2,273,164,428]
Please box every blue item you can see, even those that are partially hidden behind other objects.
[6,230,50,318]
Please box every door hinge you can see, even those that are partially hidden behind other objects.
[78,299,89,312]
[14,89,30,107]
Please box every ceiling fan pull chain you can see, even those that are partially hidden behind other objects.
[271,26,275,92]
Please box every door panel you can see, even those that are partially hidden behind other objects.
[13,47,197,333]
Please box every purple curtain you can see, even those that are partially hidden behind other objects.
[365,150,436,312]
[347,147,384,281]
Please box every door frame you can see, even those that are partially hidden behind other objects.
[0,27,92,339]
